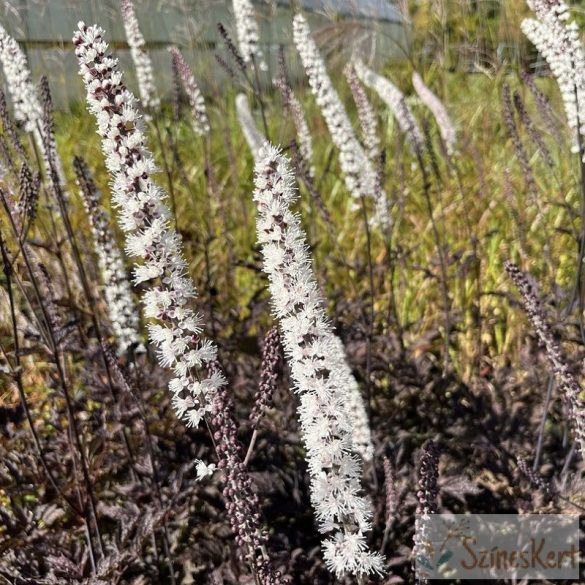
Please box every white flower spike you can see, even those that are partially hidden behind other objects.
[236,93,266,160]
[354,59,425,158]
[412,71,457,156]
[168,46,210,136]
[0,24,43,134]
[232,0,267,70]
[522,0,585,157]
[120,0,160,113]
[74,22,224,433]
[292,14,389,229]
[253,143,383,579]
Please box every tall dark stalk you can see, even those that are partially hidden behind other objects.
[0,189,104,564]
[0,231,84,519]
[412,126,452,372]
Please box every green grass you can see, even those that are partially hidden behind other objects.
[53,68,578,381]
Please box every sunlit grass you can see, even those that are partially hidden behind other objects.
[53,69,576,380]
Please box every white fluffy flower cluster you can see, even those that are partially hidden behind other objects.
[232,0,266,70]
[120,0,160,112]
[412,71,457,156]
[0,27,68,191]
[344,63,380,160]
[75,158,142,354]
[194,459,216,481]
[329,335,373,462]
[522,0,585,155]
[0,24,43,134]
[253,144,383,579]
[354,59,424,157]
[235,93,266,160]
[292,14,389,229]
[168,46,210,136]
[74,22,224,429]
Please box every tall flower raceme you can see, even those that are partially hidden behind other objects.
[73,156,142,355]
[209,365,285,585]
[354,59,425,158]
[120,0,160,113]
[520,70,563,144]
[73,22,224,431]
[0,25,67,185]
[168,47,210,136]
[253,144,383,579]
[292,14,390,230]
[413,441,440,584]
[0,24,43,135]
[344,63,380,160]
[38,76,68,189]
[521,0,585,156]
[236,93,266,160]
[329,335,374,462]
[505,261,585,456]
[412,71,457,156]
[232,0,267,71]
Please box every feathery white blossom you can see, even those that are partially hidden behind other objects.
[168,47,210,136]
[329,335,373,461]
[236,93,266,160]
[354,59,424,157]
[292,14,389,229]
[194,459,216,481]
[74,22,224,430]
[0,24,43,134]
[232,0,267,70]
[74,157,141,354]
[120,0,160,112]
[344,63,380,159]
[412,71,457,156]
[521,0,585,155]
[253,144,382,579]
[0,28,68,194]
[0,24,59,180]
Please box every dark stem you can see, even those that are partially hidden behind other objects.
[152,114,178,232]
[534,375,555,470]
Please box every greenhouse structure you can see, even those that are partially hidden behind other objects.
[0,0,408,108]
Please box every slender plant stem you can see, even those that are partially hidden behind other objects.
[1,189,104,561]
[359,196,375,419]
[0,232,84,518]
[416,151,452,373]
[152,115,178,232]
[534,375,555,470]
[244,428,258,468]
[251,55,270,141]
